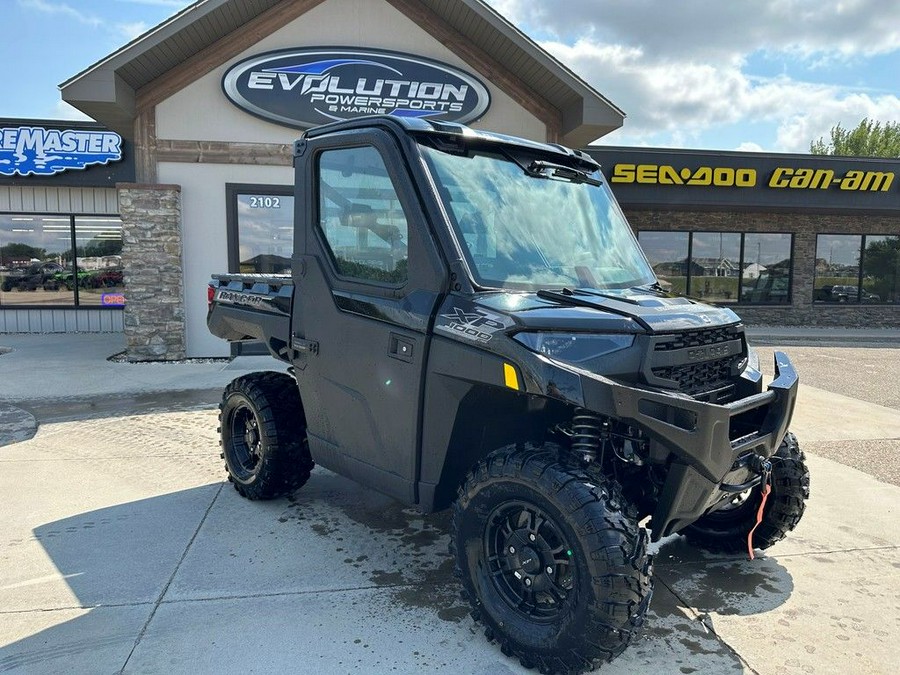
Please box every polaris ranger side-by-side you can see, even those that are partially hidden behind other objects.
[207,116,809,674]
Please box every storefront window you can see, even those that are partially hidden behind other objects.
[741,233,792,304]
[637,231,689,295]
[0,215,75,307]
[234,191,294,274]
[74,217,125,306]
[816,234,898,304]
[689,232,742,302]
[0,215,124,308]
[863,235,900,304]
[638,230,792,304]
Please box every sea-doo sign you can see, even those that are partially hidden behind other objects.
[222,47,491,129]
[0,126,123,177]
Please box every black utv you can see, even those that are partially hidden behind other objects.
[207,116,809,674]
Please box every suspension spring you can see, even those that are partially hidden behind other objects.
[571,408,608,464]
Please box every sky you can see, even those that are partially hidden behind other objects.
[2,0,900,153]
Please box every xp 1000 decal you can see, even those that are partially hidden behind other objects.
[222,47,491,129]
[436,307,507,343]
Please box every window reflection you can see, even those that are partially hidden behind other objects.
[74,217,124,306]
[637,230,792,304]
[0,215,75,306]
[236,193,294,274]
[862,235,899,304]
[637,231,689,296]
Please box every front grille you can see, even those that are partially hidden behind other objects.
[652,357,738,397]
[653,325,738,351]
[647,323,744,402]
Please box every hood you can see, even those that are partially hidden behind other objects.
[475,290,741,333]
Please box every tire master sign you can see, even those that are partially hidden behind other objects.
[0,126,122,177]
[222,47,491,129]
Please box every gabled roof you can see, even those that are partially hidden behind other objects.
[59,0,624,146]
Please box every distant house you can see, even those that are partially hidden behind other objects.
[692,257,739,277]
[742,262,767,279]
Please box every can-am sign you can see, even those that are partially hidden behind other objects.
[222,47,491,128]
[0,126,122,177]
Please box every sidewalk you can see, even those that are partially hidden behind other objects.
[745,325,900,346]
[0,333,285,402]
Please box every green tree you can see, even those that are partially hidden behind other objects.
[810,118,900,157]
[0,243,47,266]
[862,237,900,302]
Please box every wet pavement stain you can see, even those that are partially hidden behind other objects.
[281,470,469,623]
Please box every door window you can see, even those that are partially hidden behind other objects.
[318,146,409,284]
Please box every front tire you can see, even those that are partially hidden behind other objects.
[451,445,652,674]
[684,432,809,553]
[219,372,314,500]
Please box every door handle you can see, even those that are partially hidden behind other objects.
[388,333,414,362]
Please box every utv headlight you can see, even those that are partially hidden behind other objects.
[513,332,634,364]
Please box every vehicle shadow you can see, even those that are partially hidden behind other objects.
[1,469,795,674]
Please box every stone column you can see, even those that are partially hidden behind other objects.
[116,183,186,361]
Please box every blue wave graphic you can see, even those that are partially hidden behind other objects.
[265,59,397,75]
[0,150,120,177]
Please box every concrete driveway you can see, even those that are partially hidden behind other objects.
[1,336,899,674]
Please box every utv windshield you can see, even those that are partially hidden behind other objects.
[420,143,655,291]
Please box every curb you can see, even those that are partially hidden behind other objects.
[0,403,37,447]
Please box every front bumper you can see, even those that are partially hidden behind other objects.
[581,352,799,540]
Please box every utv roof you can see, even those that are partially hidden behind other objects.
[302,115,601,170]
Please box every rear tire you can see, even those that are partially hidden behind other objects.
[684,432,809,553]
[451,444,652,674]
[218,372,314,500]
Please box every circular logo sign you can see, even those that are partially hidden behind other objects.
[222,47,491,129]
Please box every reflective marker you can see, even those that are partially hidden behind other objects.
[503,363,520,390]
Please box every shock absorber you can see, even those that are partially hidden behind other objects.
[571,408,608,464]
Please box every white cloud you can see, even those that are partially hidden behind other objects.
[490,0,900,60]
[482,1,900,152]
[117,21,150,41]
[735,142,765,153]
[17,0,102,27]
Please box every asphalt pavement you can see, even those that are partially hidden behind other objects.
[1,331,899,674]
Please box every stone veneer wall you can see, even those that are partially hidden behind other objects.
[625,209,900,328]
[117,183,186,360]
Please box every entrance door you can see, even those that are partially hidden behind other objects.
[226,185,294,355]
[291,134,446,502]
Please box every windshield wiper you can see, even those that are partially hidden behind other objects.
[497,149,602,186]
[526,160,603,187]
[536,288,652,330]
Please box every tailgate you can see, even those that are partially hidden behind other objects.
[207,274,293,357]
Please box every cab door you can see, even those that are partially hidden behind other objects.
[290,130,446,502]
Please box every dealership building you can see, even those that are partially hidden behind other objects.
[0,0,897,359]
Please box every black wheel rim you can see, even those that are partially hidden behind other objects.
[227,403,262,481]
[483,500,575,622]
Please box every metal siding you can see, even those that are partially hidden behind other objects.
[0,309,124,333]
[0,187,118,215]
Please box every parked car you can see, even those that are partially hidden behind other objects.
[815,284,880,303]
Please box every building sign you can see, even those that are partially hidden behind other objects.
[101,293,126,307]
[609,163,894,193]
[588,147,900,213]
[0,125,123,177]
[222,47,491,129]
